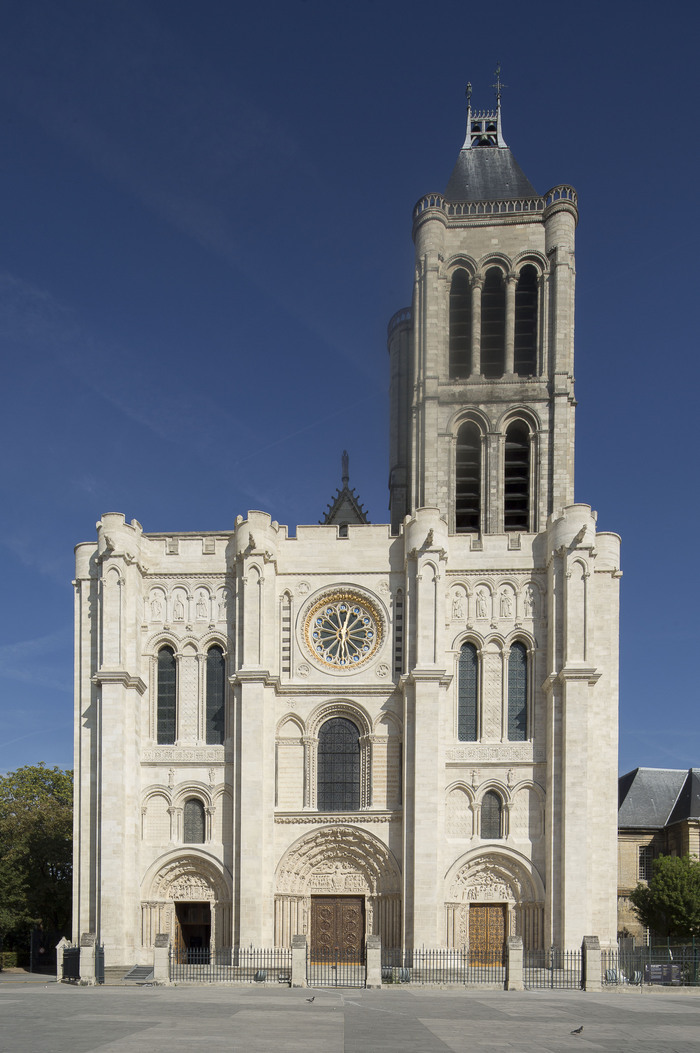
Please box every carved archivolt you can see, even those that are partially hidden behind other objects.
[446,850,542,905]
[276,825,401,897]
[143,852,230,903]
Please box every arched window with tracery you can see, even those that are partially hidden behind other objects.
[183,798,205,843]
[206,645,226,745]
[481,791,503,839]
[449,269,472,378]
[481,267,505,378]
[508,641,528,741]
[157,645,177,745]
[514,265,538,375]
[457,642,478,741]
[504,421,530,531]
[317,717,360,811]
[455,421,481,533]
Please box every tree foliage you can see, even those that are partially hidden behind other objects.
[0,764,72,937]
[630,854,700,940]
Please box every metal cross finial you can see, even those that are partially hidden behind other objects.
[492,63,507,102]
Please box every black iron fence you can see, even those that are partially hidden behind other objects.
[382,947,505,986]
[602,945,700,987]
[307,945,366,988]
[62,946,80,981]
[169,947,291,984]
[524,948,582,989]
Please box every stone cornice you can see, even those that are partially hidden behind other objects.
[274,811,400,824]
[92,669,147,694]
[543,666,601,692]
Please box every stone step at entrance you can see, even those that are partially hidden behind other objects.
[102,964,154,984]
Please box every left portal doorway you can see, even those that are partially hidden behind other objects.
[175,902,211,963]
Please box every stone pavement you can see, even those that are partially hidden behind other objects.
[1,977,699,1052]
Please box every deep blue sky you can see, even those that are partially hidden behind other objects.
[0,1,697,777]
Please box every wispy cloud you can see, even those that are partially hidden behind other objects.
[0,629,72,693]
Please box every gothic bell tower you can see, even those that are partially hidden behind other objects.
[388,80,578,536]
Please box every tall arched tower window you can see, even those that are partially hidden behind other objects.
[449,269,472,378]
[183,798,205,843]
[481,791,503,839]
[480,267,505,378]
[317,718,360,811]
[157,645,177,745]
[504,421,530,531]
[507,641,528,741]
[455,422,481,533]
[457,642,478,741]
[206,645,225,745]
[514,265,538,375]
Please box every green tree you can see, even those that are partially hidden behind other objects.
[630,854,700,940]
[0,764,72,938]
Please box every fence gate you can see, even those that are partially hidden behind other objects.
[524,947,582,989]
[62,947,80,981]
[307,946,366,988]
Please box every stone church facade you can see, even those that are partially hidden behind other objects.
[73,90,621,968]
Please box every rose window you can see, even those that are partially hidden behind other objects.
[303,592,382,670]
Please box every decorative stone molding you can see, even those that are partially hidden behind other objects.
[141,747,227,763]
[275,812,399,824]
[275,824,401,897]
[446,744,543,763]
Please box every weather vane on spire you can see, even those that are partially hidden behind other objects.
[492,63,507,104]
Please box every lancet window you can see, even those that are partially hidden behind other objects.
[457,642,478,741]
[183,798,205,844]
[514,265,538,375]
[317,717,360,812]
[455,422,481,533]
[449,269,472,378]
[480,267,506,378]
[504,421,531,531]
[507,641,528,741]
[156,645,177,745]
[206,645,226,745]
[481,791,503,839]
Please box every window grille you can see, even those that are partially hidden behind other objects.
[638,845,653,881]
[317,718,360,812]
[183,798,205,843]
[504,421,530,532]
[481,791,502,839]
[456,422,481,533]
[507,642,528,741]
[480,268,505,378]
[457,643,478,741]
[206,645,225,745]
[449,269,472,378]
[514,265,538,375]
[393,590,404,678]
[157,646,177,745]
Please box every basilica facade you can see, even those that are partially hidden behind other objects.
[73,92,621,968]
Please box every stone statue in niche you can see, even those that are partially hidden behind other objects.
[499,590,513,618]
[218,593,228,620]
[452,593,465,620]
[151,597,163,619]
[476,589,488,619]
[524,585,536,617]
[196,593,208,619]
[173,596,185,620]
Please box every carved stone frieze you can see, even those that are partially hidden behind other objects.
[446,744,543,763]
[142,747,227,763]
[275,812,399,824]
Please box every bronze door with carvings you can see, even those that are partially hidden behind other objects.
[311,896,365,962]
[469,903,506,965]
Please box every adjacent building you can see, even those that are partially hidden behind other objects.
[73,88,621,968]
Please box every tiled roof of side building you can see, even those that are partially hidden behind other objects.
[667,769,700,825]
[618,767,689,829]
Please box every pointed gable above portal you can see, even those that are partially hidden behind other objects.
[321,451,369,535]
[445,73,538,202]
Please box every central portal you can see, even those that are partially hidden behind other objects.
[311,896,365,961]
[469,903,506,965]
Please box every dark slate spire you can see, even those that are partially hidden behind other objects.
[445,72,537,202]
[321,451,369,534]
